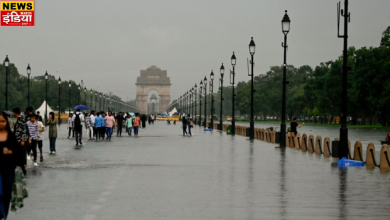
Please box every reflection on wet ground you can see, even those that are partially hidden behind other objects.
[9,122,390,220]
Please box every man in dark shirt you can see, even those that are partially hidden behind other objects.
[13,107,30,174]
[116,112,124,137]
[290,118,304,136]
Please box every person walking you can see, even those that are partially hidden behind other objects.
[187,114,193,136]
[290,118,304,136]
[0,111,18,219]
[27,115,40,166]
[141,114,147,128]
[104,111,115,141]
[37,117,45,162]
[133,113,140,136]
[99,112,106,140]
[125,114,133,136]
[182,116,188,136]
[90,111,96,141]
[47,112,57,154]
[84,113,94,141]
[72,109,84,146]
[116,112,124,137]
[67,113,74,138]
[94,112,103,141]
[12,107,29,175]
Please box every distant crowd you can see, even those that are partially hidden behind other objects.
[0,106,157,219]
[68,110,156,145]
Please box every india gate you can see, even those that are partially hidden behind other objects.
[135,66,171,114]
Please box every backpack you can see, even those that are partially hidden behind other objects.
[75,114,81,128]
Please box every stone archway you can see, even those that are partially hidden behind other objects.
[136,66,171,114]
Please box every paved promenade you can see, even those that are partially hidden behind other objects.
[9,122,390,220]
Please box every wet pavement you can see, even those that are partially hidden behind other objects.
[9,122,390,220]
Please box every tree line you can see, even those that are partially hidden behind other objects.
[0,64,134,113]
[173,27,390,126]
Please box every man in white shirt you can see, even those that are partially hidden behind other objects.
[37,120,45,162]
[68,113,74,138]
[90,110,96,141]
[72,110,85,146]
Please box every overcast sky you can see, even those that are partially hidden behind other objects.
[2,0,389,102]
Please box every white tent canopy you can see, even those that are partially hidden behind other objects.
[168,107,177,116]
[35,101,54,119]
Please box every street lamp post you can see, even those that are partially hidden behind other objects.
[210,71,214,129]
[90,89,93,110]
[179,95,182,116]
[188,91,190,116]
[187,91,190,116]
[78,84,81,105]
[84,87,87,105]
[45,71,49,123]
[194,84,197,125]
[203,76,208,127]
[191,88,194,118]
[280,10,291,148]
[248,37,256,140]
[99,93,102,110]
[220,64,225,130]
[94,91,97,110]
[27,64,31,107]
[185,92,188,115]
[103,94,106,111]
[337,0,351,159]
[231,52,236,135]
[68,82,71,114]
[4,55,9,110]
[58,77,61,124]
[209,83,212,127]
[199,81,203,126]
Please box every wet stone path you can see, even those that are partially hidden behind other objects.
[8,122,390,220]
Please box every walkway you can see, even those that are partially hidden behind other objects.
[9,122,390,220]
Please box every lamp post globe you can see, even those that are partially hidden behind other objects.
[231,52,236,135]
[248,37,256,140]
[249,37,255,55]
[282,10,291,34]
[4,55,9,67]
[280,10,291,148]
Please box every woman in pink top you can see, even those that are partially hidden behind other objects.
[104,111,116,140]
